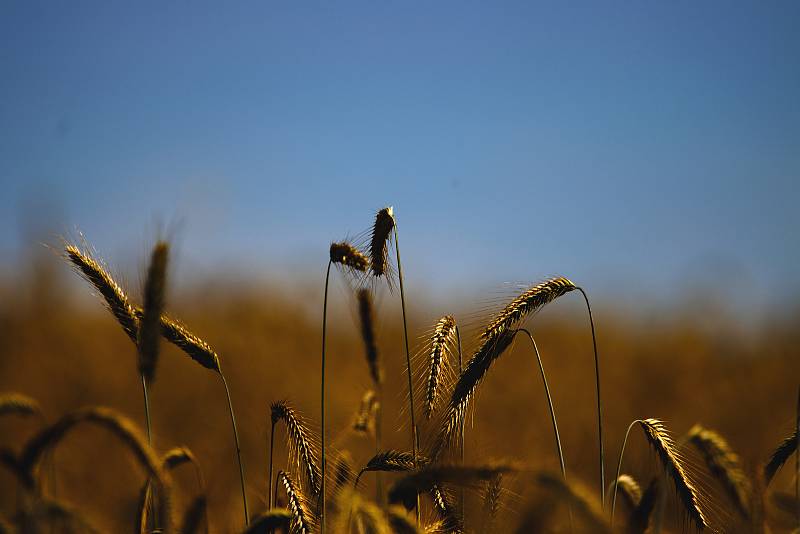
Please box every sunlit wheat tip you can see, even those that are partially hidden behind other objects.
[329,241,369,272]
[425,315,457,419]
[369,207,395,277]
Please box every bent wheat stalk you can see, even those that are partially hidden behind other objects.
[611,419,707,530]
[321,241,369,531]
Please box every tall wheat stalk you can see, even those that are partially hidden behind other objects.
[321,242,369,531]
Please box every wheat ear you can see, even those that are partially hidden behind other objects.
[611,419,707,530]
[687,424,750,517]
[606,474,642,510]
[270,401,321,499]
[279,470,314,534]
[424,316,457,420]
[355,450,419,487]
[764,428,798,486]
[480,473,503,532]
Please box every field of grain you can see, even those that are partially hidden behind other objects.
[0,208,798,534]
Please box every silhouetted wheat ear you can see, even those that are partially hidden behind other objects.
[271,400,321,496]
[329,241,369,273]
[430,484,463,533]
[356,289,382,385]
[244,509,292,534]
[138,241,168,383]
[352,390,379,435]
[431,329,517,460]
[278,470,314,534]
[534,472,610,534]
[369,207,395,277]
[627,478,660,534]
[607,474,642,510]
[64,244,138,342]
[687,424,750,517]
[141,311,221,372]
[764,427,797,485]
[425,315,457,420]
[481,277,576,341]
[638,419,708,530]
[0,392,42,418]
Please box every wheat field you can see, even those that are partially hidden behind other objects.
[0,208,798,534]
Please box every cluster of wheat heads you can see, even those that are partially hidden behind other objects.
[1,209,798,534]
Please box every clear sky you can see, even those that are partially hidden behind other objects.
[1,2,798,309]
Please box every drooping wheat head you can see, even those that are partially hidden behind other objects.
[356,450,420,487]
[764,427,797,486]
[64,244,138,342]
[271,400,322,496]
[687,424,750,517]
[329,242,369,273]
[481,277,576,341]
[369,207,395,278]
[607,474,642,510]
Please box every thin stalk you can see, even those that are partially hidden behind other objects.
[516,329,567,481]
[796,386,799,524]
[320,259,332,533]
[578,287,605,507]
[268,420,276,508]
[375,384,383,504]
[456,326,465,521]
[393,226,419,522]
[221,371,249,526]
[611,419,642,527]
[141,375,158,531]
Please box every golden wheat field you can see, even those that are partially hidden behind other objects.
[0,208,798,534]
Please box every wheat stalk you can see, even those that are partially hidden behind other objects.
[687,424,750,517]
[611,419,707,530]
[270,401,321,498]
[321,240,369,532]
[18,406,172,533]
[279,470,314,534]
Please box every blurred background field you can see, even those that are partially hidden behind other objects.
[1,245,798,532]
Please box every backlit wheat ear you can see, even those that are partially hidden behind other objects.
[352,390,379,435]
[355,450,419,487]
[430,484,462,533]
[480,473,503,533]
[627,478,661,534]
[329,242,369,273]
[481,277,576,341]
[0,392,42,419]
[271,401,322,497]
[356,289,382,386]
[425,316,457,420]
[369,207,395,278]
[244,509,292,533]
[18,406,172,533]
[138,241,168,384]
[687,424,750,517]
[764,428,797,486]
[148,313,221,372]
[278,470,314,534]
[611,419,708,530]
[431,330,517,460]
[64,244,139,342]
[607,474,642,510]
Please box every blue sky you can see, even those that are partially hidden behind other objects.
[1,2,798,308]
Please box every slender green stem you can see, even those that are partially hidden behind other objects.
[611,419,642,527]
[516,329,567,482]
[320,260,332,533]
[578,287,605,508]
[393,226,419,522]
[220,371,249,526]
[268,420,276,509]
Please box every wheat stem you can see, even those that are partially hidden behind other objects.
[268,419,276,509]
[456,325,465,522]
[320,259,332,533]
[516,328,567,483]
[393,225,419,523]
[578,287,605,508]
[611,419,640,527]
[221,371,249,525]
